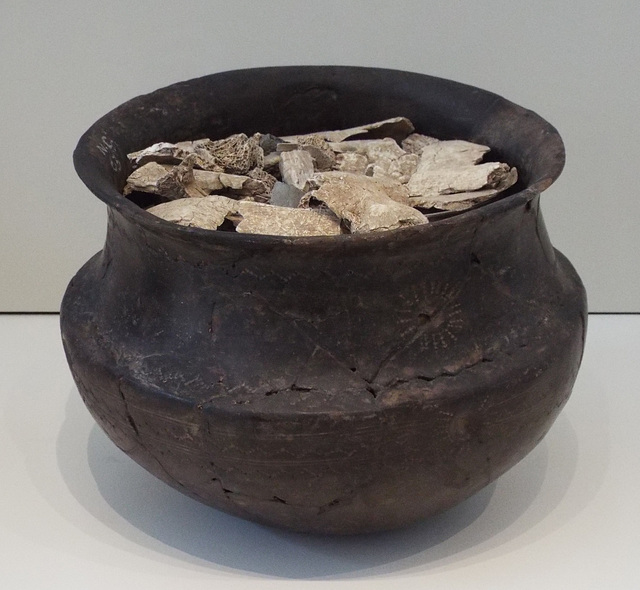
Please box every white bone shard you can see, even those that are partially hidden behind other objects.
[284,117,414,143]
[367,153,420,184]
[279,149,315,191]
[328,138,405,159]
[147,195,341,236]
[234,201,341,236]
[401,133,440,155]
[406,140,517,209]
[128,140,222,171]
[411,167,518,210]
[335,152,368,174]
[307,172,427,233]
[147,195,238,229]
[125,161,270,200]
[124,160,206,199]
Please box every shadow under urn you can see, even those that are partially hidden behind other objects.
[61,66,587,534]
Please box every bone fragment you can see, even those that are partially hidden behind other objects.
[125,161,270,200]
[363,137,407,162]
[306,172,427,233]
[328,138,405,159]
[124,161,173,195]
[401,133,440,155]
[284,117,414,143]
[406,140,518,209]
[194,170,271,196]
[269,181,304,208]
[234,201,341,236]
[202,133,263,174]
[129,121,518,235]
[412,167,519,210]
[128,142,190,167]
[331,138,417,183]
[367,176,412,205]
[277,138,335,171]
[147,195,341,236]
[188,169,229,193]
[247,167,277,193]
[124,159,205,199]
[297,134,336,170]
[335,152,368,174]
[275,143,298,152]
[279,149,315,191]
[128,141,223,171]
[147,195,238,230]
[262,152,281,170]
[206,172,270,198]
[366,153,420,184]
[187,140,227,171]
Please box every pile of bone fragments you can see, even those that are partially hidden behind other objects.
[124,117,518,237]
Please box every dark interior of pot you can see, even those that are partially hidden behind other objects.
[74,66,565,228]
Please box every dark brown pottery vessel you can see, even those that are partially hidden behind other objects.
[61,66,587,534]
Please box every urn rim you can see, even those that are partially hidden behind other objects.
[73,65,565,246]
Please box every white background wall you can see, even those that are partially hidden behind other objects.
[1,1,638,312]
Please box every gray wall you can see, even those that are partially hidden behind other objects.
[2,1,638,311]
